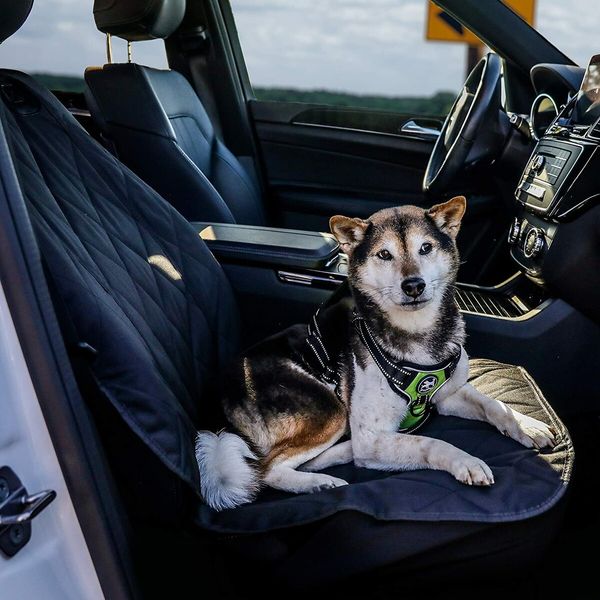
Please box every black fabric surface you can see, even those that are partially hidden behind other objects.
[0,70,239,493]
[196,359,573,533]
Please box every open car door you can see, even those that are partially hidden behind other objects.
[0,76,130,598]
[0,284,102,597]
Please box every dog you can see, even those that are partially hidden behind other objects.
[196,196,556,511]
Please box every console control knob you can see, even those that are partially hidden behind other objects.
[531,154,545,173]
[508,218,521,244]
[523,228,545,258]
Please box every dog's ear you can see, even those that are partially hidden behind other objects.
[427,196,466,240]
[330,215,369,255]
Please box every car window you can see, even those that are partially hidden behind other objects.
[0,0,168,93]
[229,0,468,117]
[534,0,600,67]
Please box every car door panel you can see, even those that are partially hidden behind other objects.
[250,100,437,230]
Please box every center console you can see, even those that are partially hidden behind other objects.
[195,222,547,325]
[509,54,600,281]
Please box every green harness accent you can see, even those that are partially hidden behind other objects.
[395,367,451,432]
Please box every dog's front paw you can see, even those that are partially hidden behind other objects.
[504,414,557,450]
[449,455,494,486]
[306,473,348,492]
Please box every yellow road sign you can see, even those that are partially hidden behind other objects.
[426,1,535,44]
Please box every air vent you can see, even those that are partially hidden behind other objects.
[455,288,525,318]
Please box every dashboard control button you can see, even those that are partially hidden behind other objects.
[523,228,545,258]
[508,218,521,244]
[522,182,545,200]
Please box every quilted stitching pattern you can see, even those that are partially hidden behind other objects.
[1,71,239,490]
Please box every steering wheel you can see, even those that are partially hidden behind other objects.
[423,53,504,196]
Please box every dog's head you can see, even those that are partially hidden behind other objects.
[330,196,466,330]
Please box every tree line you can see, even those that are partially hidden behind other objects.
[33,73,455,117]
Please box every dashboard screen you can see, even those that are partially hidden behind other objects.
[572,54,600,125]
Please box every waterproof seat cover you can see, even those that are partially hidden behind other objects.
[197,359,572,533]
[0,70,239,494]
[0,71,573,580]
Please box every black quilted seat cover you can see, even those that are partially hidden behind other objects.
[0,70,239,491]
[196,359,573,533]
[0,71,573,540]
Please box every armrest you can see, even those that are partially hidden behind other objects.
[194,222,340,269]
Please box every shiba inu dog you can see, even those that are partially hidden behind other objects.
[196,196,556,511]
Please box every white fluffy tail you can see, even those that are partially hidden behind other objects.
[195,430,260,511]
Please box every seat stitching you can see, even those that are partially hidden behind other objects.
[49,128,207,398]
[21,142,203,401]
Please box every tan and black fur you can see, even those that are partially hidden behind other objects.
[196,197,556,511]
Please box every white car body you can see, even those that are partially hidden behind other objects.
[0,281,103,599]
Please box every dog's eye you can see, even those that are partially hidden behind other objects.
[376,249,393,261]
[419,242,433,255]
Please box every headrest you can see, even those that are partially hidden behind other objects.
[93,0,185,42]
[0,0,34,45]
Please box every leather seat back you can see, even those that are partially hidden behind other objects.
[85,0,265,225]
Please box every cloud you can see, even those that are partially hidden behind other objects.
[535,0,599,68]
[0,0,597,98]
[230,0,464,95]
[0,0,166,74]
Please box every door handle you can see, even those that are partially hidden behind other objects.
[400,120,440,139]
[0,466,56,556]
[0,489,57,526]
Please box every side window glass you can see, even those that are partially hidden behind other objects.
[230,0,470,117]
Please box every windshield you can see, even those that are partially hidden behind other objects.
[534,0,600,67]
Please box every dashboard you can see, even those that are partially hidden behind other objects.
[508,57,600,321]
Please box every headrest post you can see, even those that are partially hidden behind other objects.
[127,41,132,63]
[106,33,113,64]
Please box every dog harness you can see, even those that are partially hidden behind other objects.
[304,283,462,433]
[352,314,461,432]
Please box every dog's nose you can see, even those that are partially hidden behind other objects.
[401,277,426,298]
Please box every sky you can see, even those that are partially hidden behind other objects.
[1,0,599,97]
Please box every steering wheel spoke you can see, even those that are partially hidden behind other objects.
[424,53,504,197]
